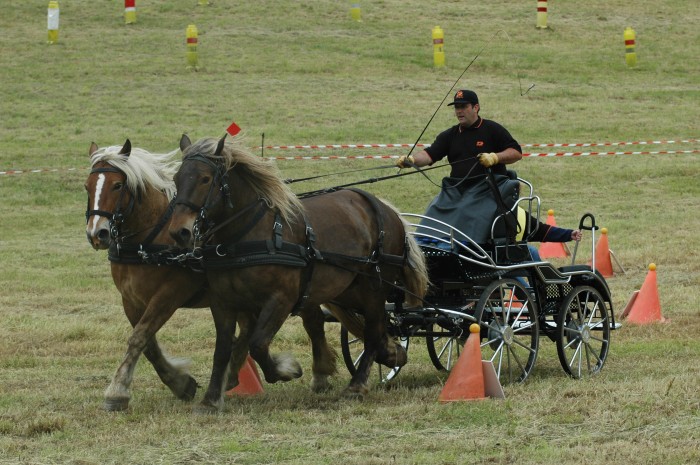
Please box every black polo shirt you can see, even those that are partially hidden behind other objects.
[425,117,522,179]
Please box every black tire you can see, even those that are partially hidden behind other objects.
[556,286,610,378]
[475,279,539,385]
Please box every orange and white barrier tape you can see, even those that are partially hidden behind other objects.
[1,140,697,174]
[256,138,698,151]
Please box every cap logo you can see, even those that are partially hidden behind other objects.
[455,90,464,99]
[476,141,484,147]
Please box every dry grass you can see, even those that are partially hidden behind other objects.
[1,0,699,464]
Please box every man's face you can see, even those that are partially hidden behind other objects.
[454,103,479,127]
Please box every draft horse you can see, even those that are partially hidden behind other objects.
[85,140,218,411]
[169,135,429,411]
[85,140,341,412]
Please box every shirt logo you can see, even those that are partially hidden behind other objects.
[476,141,484,147]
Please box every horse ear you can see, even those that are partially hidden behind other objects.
[89,142,98,157]
[119,139,132,157]
[180,134,191,152]
[215,134,227,157]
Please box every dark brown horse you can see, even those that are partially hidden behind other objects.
[85,140,218,411]
[168,135,429,411]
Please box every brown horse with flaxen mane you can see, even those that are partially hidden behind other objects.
[85,140,213,411]
[168,134,429,412]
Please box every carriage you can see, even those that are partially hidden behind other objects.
[337,174,618,387]
[86,136,617,412]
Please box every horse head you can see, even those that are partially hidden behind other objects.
[84,139,132,250]
[169,134,230,248]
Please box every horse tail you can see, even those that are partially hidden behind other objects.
[322,303,365,339]
[402,229,430,306]
[375,196,429,307]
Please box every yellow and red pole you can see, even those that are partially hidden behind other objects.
[624,27,637,67]
[432,26,445,68]
[536,0,548,29]
[47,1,59,44]
[125,0,136,24]
[186,24,199,70]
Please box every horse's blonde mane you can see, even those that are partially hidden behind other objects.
[90,145,180,199]
[183,137,304,223]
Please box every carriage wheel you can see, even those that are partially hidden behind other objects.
[556,285,610,378]
[340,326,408,384]
[475,279,539,385]
[425,322,462,372]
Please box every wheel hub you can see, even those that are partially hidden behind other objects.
[580,325,591,344]
[502,326,514,346]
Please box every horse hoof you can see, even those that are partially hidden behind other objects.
[342,385,368,400]
[103,397,130,412]
[193,400,222,415]
[311,375,332,393]
[394,343,408,367]
[180,376,198,401]
[272,353,303,381]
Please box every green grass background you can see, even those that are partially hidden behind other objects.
[0,1,698,464]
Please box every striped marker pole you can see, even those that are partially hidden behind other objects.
[624,27,637,67]
[536,0,548,29]
[186,25,199,70]
[350,3,361,22]
[47,1,59,44]
[125,0,136,24]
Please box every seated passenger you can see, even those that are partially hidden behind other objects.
[516,207,582,261]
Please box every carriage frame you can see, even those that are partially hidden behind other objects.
[338,174,618,386]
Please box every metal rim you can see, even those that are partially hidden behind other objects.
[340,326,408,383]
[475,278,539,385]
[556,285,610,378]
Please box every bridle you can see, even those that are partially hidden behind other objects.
[85,165,137,244]
[172,154,235,247]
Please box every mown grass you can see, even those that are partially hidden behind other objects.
[1,1,699,464]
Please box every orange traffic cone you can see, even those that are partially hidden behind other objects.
[226,355,264,396]
[538,209,569,258]
[439,324,487,402]
[624,263,667,324]
[589,227,614,277]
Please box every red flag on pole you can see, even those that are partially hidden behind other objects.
[226,121,241,136]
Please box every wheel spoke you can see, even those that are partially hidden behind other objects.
[507,345,527,373]
[512,337,537,354]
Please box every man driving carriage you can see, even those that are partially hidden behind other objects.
[397,89,580,251]
[396,89,521,179]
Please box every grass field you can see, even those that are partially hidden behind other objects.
[1,1,699,464]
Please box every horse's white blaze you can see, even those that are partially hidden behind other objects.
[88,173,106,235]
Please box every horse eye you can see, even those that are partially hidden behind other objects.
[201,176,212,185]
[113,182,124,191]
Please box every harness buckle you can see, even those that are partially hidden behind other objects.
[273,219,283,250]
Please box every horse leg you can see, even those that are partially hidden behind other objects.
[197,299,238,414]
[299,305,337,392]
[143,336,198,401]
[344,297,394,399]
[248,299,303,384]
[104,300,182,411]
[224,316,252,391]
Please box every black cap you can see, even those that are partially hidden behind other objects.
[447,89,479,106]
